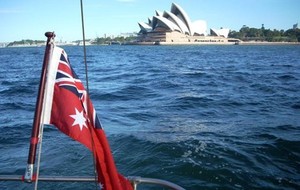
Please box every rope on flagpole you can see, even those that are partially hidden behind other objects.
[80,0,99,189]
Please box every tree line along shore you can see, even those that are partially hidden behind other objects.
[228,25,300,42]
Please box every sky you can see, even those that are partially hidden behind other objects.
[0,0,299,42]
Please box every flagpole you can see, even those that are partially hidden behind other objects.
[24,32,55,182]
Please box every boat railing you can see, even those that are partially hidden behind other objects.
[0,175,185,190]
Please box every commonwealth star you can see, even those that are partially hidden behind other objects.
[70,108,87,131]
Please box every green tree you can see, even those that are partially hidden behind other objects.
[285,28,300,42]
[229,25,300,42]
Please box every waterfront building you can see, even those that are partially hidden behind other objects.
[136,3,240,45]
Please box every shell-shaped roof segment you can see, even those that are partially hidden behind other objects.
[163,11,190,35]
[218,28,230,38]
[210,28,230,38]
[155,10,163,17]
[170,3,193,35]
[152,16,182,32]
[210,28,219,36]
[193,20,207,36]
[148,17,152,25]
[138,22,152,33]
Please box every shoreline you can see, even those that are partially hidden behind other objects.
[124,41,300,46]
[238,41,300,45]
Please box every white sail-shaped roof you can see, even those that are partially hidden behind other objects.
[152,16,181,32]
[210,28,219,36]
[210,28,230,38]
[138,22,152,33]
[170,3,194,35]
[163,11,190,35]
[193,20,207,36]
[155,10,163,17]
[218,28,230,38]
[148,17,152,26]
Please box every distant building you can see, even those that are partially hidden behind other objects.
[135,3,240,45]
[119,32,138,38]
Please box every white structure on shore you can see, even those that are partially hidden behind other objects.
[210,28,230,38]
[136,3,239,45]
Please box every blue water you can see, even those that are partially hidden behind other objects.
[0,45,300,190]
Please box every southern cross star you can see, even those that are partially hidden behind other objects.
[98,182,104,189]
[70,108,87,131]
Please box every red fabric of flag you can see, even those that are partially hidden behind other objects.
[48,48,132,190]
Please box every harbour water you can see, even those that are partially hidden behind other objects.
[0,45,300,189]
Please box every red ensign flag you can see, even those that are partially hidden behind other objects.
[43,46,132,190]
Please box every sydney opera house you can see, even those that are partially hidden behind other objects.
[135,3,240,45]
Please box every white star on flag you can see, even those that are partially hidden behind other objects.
[70,108,87,131]
[98,182,104,189]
